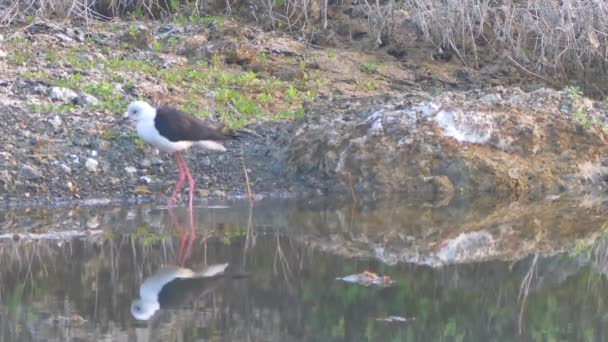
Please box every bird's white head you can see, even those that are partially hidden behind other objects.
[125,101,156,123]
[130,298,160,321]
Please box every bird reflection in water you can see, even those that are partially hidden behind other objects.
[131,263,229,320]
[131,202,232,321]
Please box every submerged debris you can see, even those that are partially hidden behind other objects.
[336,271,394,287]
[376,316,416,323]
[0,229,104,241]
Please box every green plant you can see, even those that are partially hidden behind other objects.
[53,73,84,89]
[285,85,298,102]
[102,128,117,140]
[360,61,379,74]
[130,7,145,20]
[565,86,604,130]
[44,52,58,63]
[128,25,139,39]
[22,71,49,81]
[258,92,273,105]
[9,51,28,65]
[356,80,375,91]
[152,40,163,53]
[130,130,146,148]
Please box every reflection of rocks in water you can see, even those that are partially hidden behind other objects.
[286,196,608,266]
[2,195,608,268]
[131,263,229,320]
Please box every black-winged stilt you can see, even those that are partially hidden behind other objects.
[125,101,236,212]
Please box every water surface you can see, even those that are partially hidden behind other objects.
[1,196,608,341]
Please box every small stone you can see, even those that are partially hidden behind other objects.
[66,28,85,42]
[49,87,78,102]
[139,159,151,168]
[73,137,90,147]
[67,154,79,164]
[212,189,225,197]
[32,84,48,95]
[56,33,73,42]
[125,166,137,175]
[150,157,164,166]
[75,93,100,107]
[59,163,71,174]
[67,181,76,193]
[85,158,99,172]
[86,216,100,229]
[148,181,163,191]
[139,175,152,184]
[90,150,98,157]
[19,165,43,180]
[0,50,7,59]
[49,115,62,129]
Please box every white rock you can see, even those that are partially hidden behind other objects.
[85,158,99,172]
[50,115,62,129]
[140,175,152,184]
[125,166,137,175]
[49,87,78,102]
[76,93,100,107]
[59,163,71,174]
[55,33,73,42]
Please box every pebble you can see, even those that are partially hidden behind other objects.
[49,87,78,102]
[151,157,164,166]
[85,158,99,172]
[0,50,7,59]
[90,150,98,157]
[49,115,62,129]
[86,216,100,229]
[59,163,71,174]
[139,159,151,168]
[19,165,43,180]
[125,166,138,175]
[140,175,152,184]
[67,154,80,164]
[55,33,73,42]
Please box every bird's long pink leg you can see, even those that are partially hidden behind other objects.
[168,152,186,210]
[179,155,196,222]
[176,154,196,240]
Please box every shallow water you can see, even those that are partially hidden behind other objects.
[1,196,608,341]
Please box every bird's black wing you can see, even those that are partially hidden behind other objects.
[155,107,236,142]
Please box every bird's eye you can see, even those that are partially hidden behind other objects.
[134,305,141,311]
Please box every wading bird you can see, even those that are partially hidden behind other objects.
[125,101,236,214]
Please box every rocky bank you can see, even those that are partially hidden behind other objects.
[0,19,607,206]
